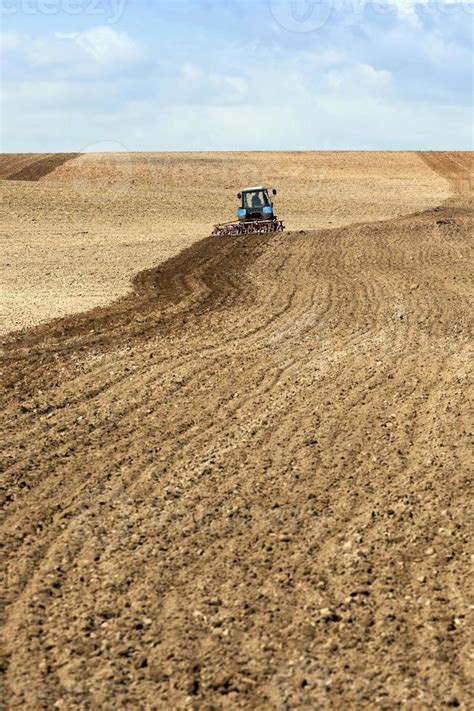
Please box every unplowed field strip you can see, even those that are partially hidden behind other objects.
[1,152,473,709]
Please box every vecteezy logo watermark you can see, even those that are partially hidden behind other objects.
[269,0,334,32]
[0,0,127,23]
[268,0,474,33]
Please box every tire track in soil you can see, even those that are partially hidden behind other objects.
[1,152,473,710]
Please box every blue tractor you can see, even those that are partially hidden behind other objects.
[212,186,285,236]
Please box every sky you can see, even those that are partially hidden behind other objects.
[0,0,473,151]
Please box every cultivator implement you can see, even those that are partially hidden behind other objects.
[212,219,285,237]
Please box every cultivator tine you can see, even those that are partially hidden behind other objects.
[212,218,285,237]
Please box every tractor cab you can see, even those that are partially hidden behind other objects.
[237,186,277,221]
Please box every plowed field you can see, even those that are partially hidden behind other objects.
[1,152,473,710]
[1,151,449,334]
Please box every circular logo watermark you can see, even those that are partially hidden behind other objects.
[269,0,334,33]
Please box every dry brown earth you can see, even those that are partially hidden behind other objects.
[1,152,473,710]
[1,151,449,334]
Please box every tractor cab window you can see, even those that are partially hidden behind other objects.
[244,191,268,209]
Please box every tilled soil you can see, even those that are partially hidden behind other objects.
[0,154,80,182]
[1,152,473,710]
[1,151,449,334]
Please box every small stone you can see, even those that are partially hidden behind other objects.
[206,597,222,607]
[319,608,341,622]
[186,678,200,696]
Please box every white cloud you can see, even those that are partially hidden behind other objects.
[58,26,144,65]
[1,26,144,75]
[1,31,22,51]
[178,63,248,105]
[326,63,393,94]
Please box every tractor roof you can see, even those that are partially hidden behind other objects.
[242,186,266,193]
